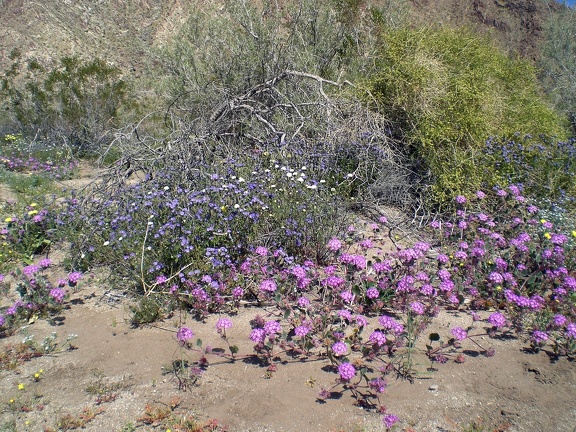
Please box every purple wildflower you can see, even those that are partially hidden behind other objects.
[23,265,40,277]
[327,238,342,252]
[338,362,356,381]
[373,260,392,273]
[508,184,521,195]
[355,315,368,327]
[420,284,434,295]
[264,321,281,335]
[379,315,404,334]
[488,272,504,284]
[369,377,387,393]
[216,318,233,332]
[410,301,425,315]
[369,331,386,347]
[439,279,455,292]
[437,269,451,281]
[249,328,266,344]
[455,195,467,204]
[451,327,468,341]
[68,272,82,285]
[324,276,345,288]
[531,330,548,344]
[254,246,268,256]
[338,309,352,321]
[436,254,450,264]
[366,287,379,299]
[566,323,576,339]
[294,325,310,337]
[39,258,52,269]
[260,279,277,293]
[359,239,374,249]
[331,341,349,356]
[155,275,168,284]
[49,288,65,303]
[552,314,567,327]
[383,414,399,430]
[488,312,507,328]
[176,326,194,344]
[298,296,310,308]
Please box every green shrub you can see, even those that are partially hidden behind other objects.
[0,53,133,157]
[362,26,569,210]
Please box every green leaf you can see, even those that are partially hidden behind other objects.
[196,338,202,347]
[230,345,239,354]
[429,333,440,342]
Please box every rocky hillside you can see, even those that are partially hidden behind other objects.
[407,0,564,61]
[0,0,568,75]
[0,0,189,73]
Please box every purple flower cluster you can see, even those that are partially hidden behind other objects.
[177,326,194,343]
[338,362,356,381]
[331,341,349,356]
[451,327,468,341]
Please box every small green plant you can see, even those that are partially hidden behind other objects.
[1,201,55,265]
[85,369,129,405]
[129,297,162,327]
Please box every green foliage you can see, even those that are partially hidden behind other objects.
[0,53,132,157]
[0,201,55,267]
[539,5,576,133]
[362,26,568,210]
[130,297,162,327]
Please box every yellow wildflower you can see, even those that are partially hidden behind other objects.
[17,383,25,391]
[544,232,552,240]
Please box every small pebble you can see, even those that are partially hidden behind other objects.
[428,384,438,391]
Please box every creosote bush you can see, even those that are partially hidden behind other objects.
[362,26,569,210]
[0,52,133,157]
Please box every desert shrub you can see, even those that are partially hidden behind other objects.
[0,52,133,157]
[362,26,568,210]
[539,4,576,133]
[161,0,406,118]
